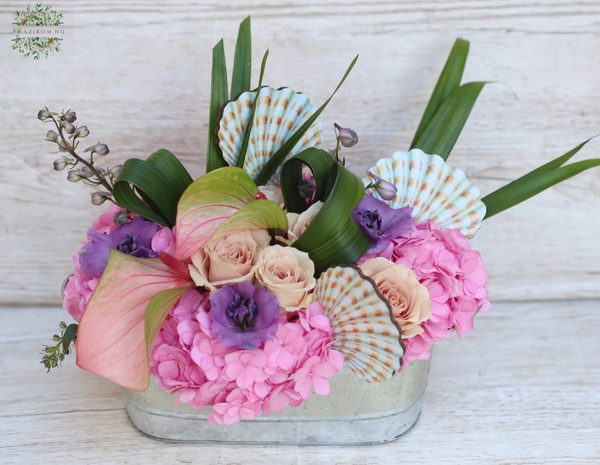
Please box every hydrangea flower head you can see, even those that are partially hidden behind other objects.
[391,220,491,366]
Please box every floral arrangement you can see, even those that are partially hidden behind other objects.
[40,18,599,426]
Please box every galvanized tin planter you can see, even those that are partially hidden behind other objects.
[122,358,430,445]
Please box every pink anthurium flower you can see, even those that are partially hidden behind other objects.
[75,167,289,390]
[76,251,192,390]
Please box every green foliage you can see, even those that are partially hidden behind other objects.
[145,289,189,359]
[410,39,485,160]
[231,17,252,99]
[207,16,258,173]
[113,149,193,227]
[281,149,370,274]
[41,321,78,371]
[254,56,359,186]
[206,40,229,172]
[236,50,269,168]
[281,148,335,213]
[482,139,600,219]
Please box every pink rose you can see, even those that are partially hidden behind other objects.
[360,257,432,338]
[285,201,323,244]
[189,230,270,289]
[255,245,316,311]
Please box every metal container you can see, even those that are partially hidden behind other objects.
[122,358,430,445]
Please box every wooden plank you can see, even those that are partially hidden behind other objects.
[0,1,599,304]
[1,302,599,464]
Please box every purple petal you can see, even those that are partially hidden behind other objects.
[210,282,280,350]
[352,194,415,253]
[79,229,114,278]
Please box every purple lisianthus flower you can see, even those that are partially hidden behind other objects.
[79,217,161,278]
[210,281,280,350]
[352,194,415,253]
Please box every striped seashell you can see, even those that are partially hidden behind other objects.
[365,149,486,238]
[314,266,404,383]
[218,87,323,184]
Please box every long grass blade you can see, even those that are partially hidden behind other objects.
[482,145,600,219]
[236,50,269,168]
[254,55,359,186]
[281,148,335,213]
[206,39,229,173]
[230,16,252,99]
[410,38,469,149]
[412,81,486,160]
[293,162,370,274]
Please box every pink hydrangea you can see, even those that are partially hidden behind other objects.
[150,292,342,424]
[390,220,491,366]
[63,205,126,321]
[92,203,124,233]
[151,226,176,255]
[62,250,97,321]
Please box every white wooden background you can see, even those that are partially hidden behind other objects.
[1,0,599,306]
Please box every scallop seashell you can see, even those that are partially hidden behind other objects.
[365,149,486,238]
[218,87,323,184]
[314,266,404,383]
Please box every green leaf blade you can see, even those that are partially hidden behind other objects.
[230,16,252,99]
[144,288,190,359]
[206,39,229,173]
[292,162,370,274]
[236,50,269,169]
[146,149,193,196]
[281,148,336,213]
[61,323,78,353]
[410,38,470,149]
[412,81,486,160]
[254,55,359,186]
[114,158,183,227]
[482,154,600,219]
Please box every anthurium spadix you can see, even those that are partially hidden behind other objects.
[76,167,288,390]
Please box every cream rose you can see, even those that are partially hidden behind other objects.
[255,245,316,311]
[189,230,270,290]
[285,201,323,244]
[360,257,432,338]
